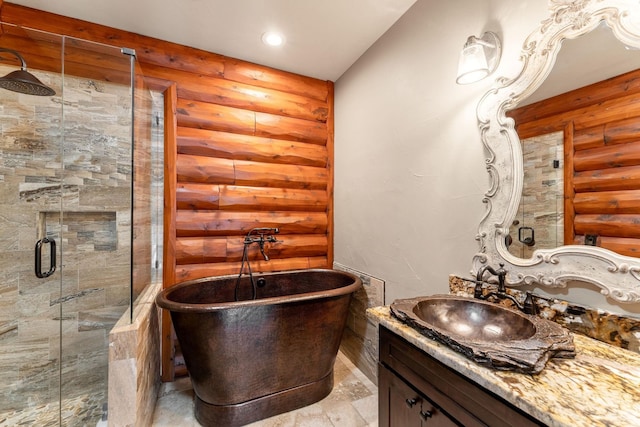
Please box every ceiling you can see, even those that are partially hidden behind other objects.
[7,0,417,82]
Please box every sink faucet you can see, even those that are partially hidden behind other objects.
[474,263,506,298]
[474,263,537,315]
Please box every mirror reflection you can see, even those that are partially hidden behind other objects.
[507,23,640,258]
[474,0,640,301]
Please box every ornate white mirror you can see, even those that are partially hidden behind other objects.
[473,0,640,303]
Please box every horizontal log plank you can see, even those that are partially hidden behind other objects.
[177,184,327,212]
[177,183,220,210]
[514,92,640,139]
[572,235,640,257]
[141,62,327,122]
[255,112,327,145]
[175,236,228,264]
[574,190,640,214]
[223,59,329,101]
[179,76,328,123]
[574,214,640,238]
[177,127,328,168]
[598,236,640,257]
[234,160,328,190]
[177,155,328,189]
[176,211,328,237]
[175,234,328,265]
[604,116,640,145]
[574,165,640,192]
[509,68,640,125]
[175,256,329,282]
[573,125,604,151]
[176,154,235,184]
[573,140,640,171]
[177,99,328,144]
[176,98,256,134]
[219,185,328,212]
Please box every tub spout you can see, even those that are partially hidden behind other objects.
[259,242,270,261]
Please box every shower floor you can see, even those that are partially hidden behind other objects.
[152,351,378,426]
[0,393,105,427]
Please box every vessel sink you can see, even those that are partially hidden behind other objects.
[390,295,575,374]
[411,296,537,342]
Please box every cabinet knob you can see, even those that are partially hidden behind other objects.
[405,397,419,408]
[420,409,433,420]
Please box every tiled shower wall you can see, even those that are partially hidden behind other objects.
[0,65,132,424]
[508,131,564,258]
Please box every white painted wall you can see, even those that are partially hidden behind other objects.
[334,0,640,317]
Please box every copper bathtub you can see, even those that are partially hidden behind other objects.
[156,268,362,426]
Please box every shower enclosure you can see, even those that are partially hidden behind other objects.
[508,131,564,259]
[0,24,161,426]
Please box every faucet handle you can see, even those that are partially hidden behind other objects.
[524,292,538,315]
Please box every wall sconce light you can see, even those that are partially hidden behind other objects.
[456,31,501,85]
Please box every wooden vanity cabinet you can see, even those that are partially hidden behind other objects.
[378,326,545,427]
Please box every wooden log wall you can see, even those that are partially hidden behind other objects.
[0,2,335,380]
[508,68,640,258]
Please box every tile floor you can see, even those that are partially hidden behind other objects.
[152,351,378,426]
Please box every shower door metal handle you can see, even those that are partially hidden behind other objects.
[35,237,56,278]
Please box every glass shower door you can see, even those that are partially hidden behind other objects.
[508,131,565,259]
[0,26,64,425]
[58,37,134,424]
[0,27,136,426]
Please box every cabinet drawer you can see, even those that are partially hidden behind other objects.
[379,326,545,427]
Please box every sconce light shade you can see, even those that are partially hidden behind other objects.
[456,31,501,85]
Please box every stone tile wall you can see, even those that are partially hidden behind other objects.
[0,64,134,425]
[334,263,385,385]
[509,131,564,258]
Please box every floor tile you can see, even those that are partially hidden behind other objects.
[152,351,378,426]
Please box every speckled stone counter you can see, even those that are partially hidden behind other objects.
[368,306,640,427]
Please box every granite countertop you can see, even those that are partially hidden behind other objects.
[368,305,640,427]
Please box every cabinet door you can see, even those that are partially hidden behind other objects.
[379,364,461,427]
[379,363,423,427]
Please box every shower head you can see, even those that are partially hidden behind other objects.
[0,48,55,96]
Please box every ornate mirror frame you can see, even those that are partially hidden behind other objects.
[473,0,640,302]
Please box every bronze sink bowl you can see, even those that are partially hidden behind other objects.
[412,296,537,342]
[391,295,575,374]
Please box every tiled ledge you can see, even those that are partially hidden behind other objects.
[108,281,162,427]
[368,305,640,427]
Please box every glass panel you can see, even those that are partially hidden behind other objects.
[60,36,133,424]
[0,24,64,425]
[131,58,164,310]
[508,131,564,258]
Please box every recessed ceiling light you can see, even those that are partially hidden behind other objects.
[262,32,285,47]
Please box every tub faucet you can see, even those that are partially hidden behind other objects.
[474,263,537,315]
[235,228,280,301]
[244,228,279,261]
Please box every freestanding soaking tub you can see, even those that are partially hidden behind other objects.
[156,268,362,427]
